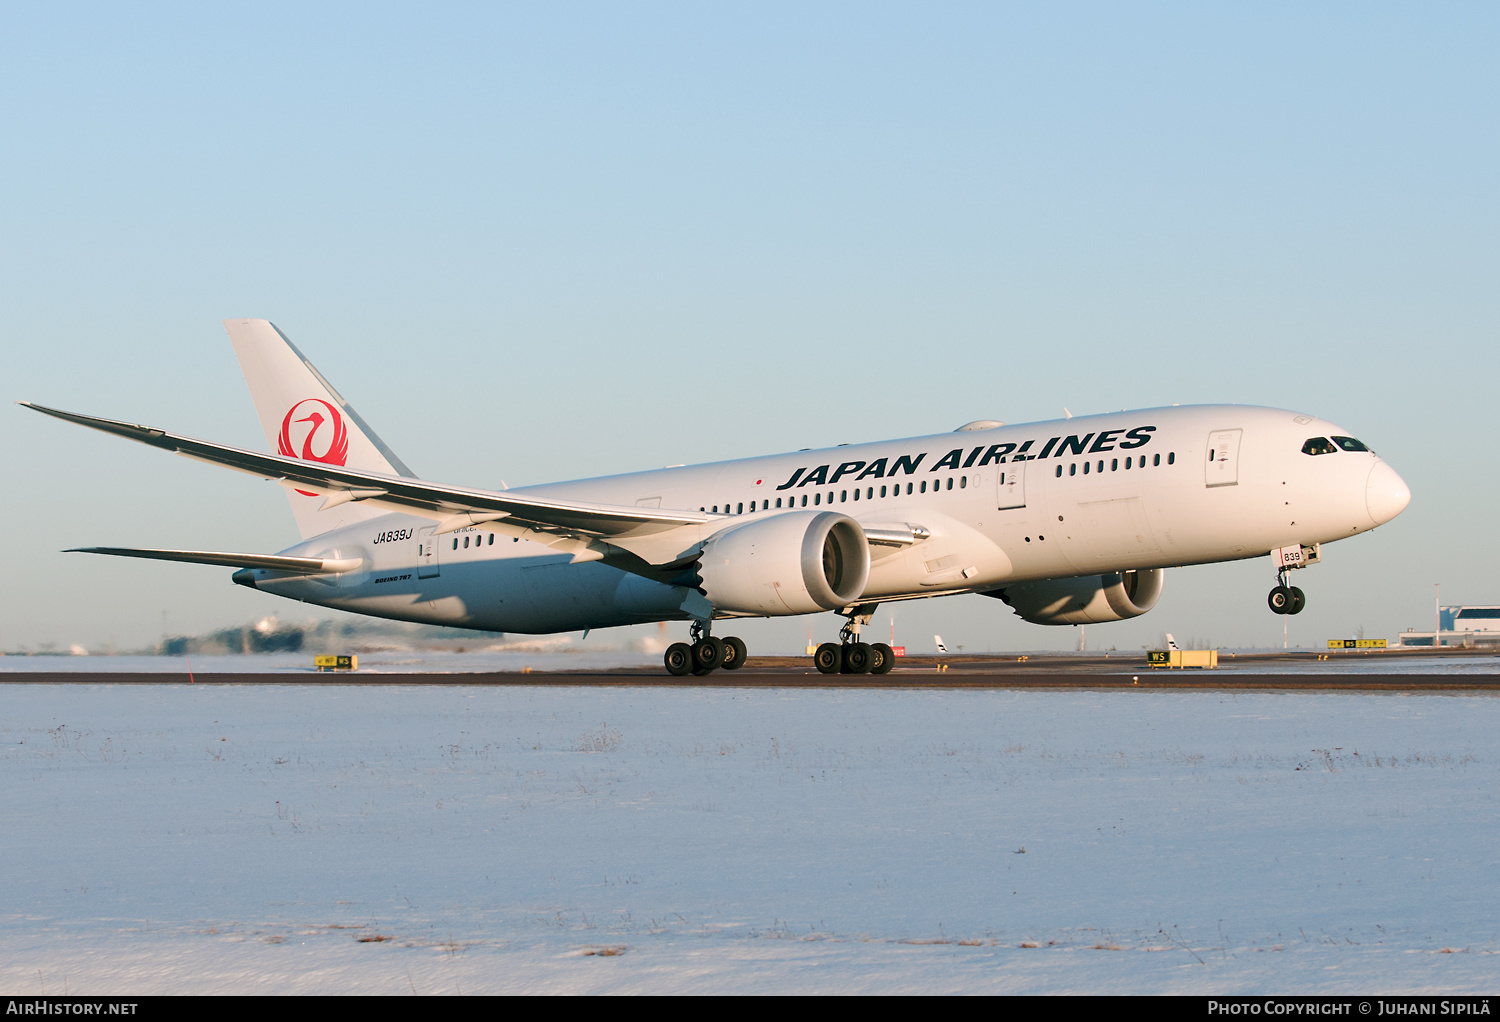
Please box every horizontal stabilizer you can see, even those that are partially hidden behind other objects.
[66,547,362,575]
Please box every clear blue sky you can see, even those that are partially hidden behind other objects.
[2,3,1495,652]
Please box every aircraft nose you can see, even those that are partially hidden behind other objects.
[1366,460,1411,526]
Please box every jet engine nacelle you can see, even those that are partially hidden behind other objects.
[987,568,1164,625]
[696,511,871,616]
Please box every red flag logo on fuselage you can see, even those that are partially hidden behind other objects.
[278,399,349,497]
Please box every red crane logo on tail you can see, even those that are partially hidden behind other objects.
[278,399,349,497]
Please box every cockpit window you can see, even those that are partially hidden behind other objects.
[1331,436,1370,453]
[1302,437,1337,456]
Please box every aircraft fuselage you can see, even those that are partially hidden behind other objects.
[240,403,1408,634]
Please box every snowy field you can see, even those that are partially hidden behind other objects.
[1,683,1497,994]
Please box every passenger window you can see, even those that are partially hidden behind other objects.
[1153,453,1160,466]
[946,477,953,490]
[1069,464,1076,476]
[1331,436,1369,453]
[1055,465,1062,478]
[1168,452,1175,465]
[814,493,821,505]
[712,505,718,513]
[452,538,458,550]
[851,489,858,501]
[920,481,927,493]
[867,486,874,499]
[1083,461,1090,474]
[1097,460,1104,473]
[488,534,494,545]
[1111,458,1117,471]
[1125,456,1132,469]
[775,498,782,508]
[801,494,808,507]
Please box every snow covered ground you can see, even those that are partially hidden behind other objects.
[1,683,1496,994]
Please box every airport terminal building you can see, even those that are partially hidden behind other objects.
[1397,605,1500,647]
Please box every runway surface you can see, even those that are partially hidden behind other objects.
[5,646,1498,689]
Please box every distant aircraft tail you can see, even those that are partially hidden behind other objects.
[223,319,416,539]
[1165,633,1181,651]
[934,634,948,654]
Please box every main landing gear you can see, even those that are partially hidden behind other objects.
[663,621,747,677]
[1267,569,1306,616]
[814,605,895,676]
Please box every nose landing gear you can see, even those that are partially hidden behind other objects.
[814,604,896,676]
[1267,543,1319,616]
[1267,570,1306,616]
[663,622,748,677]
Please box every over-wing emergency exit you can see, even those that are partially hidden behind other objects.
[22,319,1410,676]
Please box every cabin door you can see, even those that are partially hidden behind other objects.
[416,527,441,578]
[997,460,1026,509]
[1205,429,1243,488]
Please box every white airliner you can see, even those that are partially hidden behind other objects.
[22,320,1410,676]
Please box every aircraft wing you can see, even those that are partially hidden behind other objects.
[22,403,711,540]
[66,547,362,574]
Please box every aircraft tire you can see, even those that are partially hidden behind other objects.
[664,642,694,676]
[814,643,842,675]
[1288,587,1306,615]
[843,642,874,675]
[692,637,725,672]
[721,636,747,670]
[1267,586,1292,614]
[869,642,895,675]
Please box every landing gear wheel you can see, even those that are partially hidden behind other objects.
[843,642,874,675]
[869,642,895,675]
[814,642,842,675]
[1287,586,1306,615]
[720,636,747,671]
[1267,586,1292,615]
[692,636,725,673]
[664,642,693,676]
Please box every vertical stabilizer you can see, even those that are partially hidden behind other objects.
[223,319,415,539]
